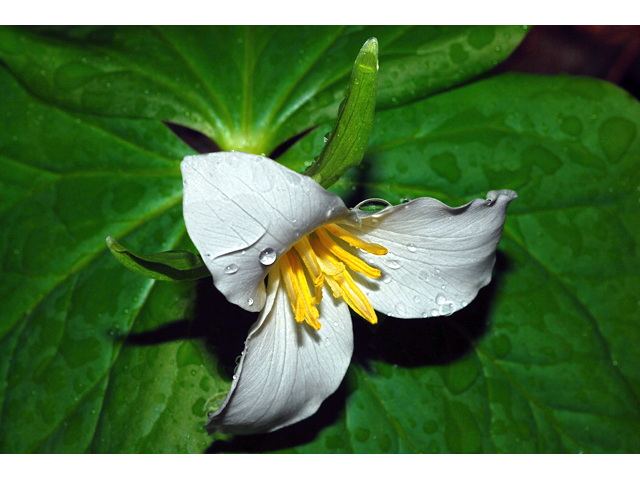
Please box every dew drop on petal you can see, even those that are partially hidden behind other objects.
[225,264,239,274]
[413,295,421,304]
[385,259,402,270]
[436,294,446,305]
[259,248,277,265]
[430,308,439,317]
[382,275,392,284]
[407,243,417,252]
[440,303,454,316]
[248,298,254,306]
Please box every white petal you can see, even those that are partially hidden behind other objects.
[343,190,517,319]
[181,152,352,311]
[205,269,353,434]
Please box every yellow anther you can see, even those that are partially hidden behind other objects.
[315,228,382,279]
[279,250,321,330]
[310,237,342,275]
[323,224,388,256]
[335,269,378,325]
[294,236,324,302]
[277,222,386,329]
[309,235,378,325]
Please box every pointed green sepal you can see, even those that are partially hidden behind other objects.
[304,37,378,188]
[106,236,211,281]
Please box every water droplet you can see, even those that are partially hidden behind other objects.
[440,303,454,315]
[248,298,254,306]
[333,322,339,327]
[370,218,379,226]
[407,243,417,252]
[436,294,446,305]
[225,264,239,274]
[413,295,421,304]
[241,250,246,255]
[385,259,402,270]
[430,308,439,317]
[382,274,392,284]
[232,375,237,380]
[354,198,392,210]
[259,248,277,265]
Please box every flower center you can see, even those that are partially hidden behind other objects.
[276,224,387,330]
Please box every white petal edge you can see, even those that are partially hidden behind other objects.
[341,190,517,319]
[205,269,354,435]
[181,152,353,312]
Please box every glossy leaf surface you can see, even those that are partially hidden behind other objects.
[0,26,527,154]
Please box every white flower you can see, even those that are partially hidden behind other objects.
[181,151,517,434]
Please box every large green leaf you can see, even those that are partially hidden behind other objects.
[0,64,223,453]
[0,26,527,154]
[2,26,639,454]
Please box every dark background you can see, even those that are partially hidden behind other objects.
[497,25,640,99]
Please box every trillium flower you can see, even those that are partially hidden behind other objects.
[181,151,516,435]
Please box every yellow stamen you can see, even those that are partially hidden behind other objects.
[315,227,382,279]
[323,224,388,256]
[309,236,378,325]
[279,250,321,330]
[275,222,385,329]
[294,236,324,302]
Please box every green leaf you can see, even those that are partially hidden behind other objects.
[305,38,378,188]
[0,26,527,156]
[106,236,210,281]
[0,64,228,453]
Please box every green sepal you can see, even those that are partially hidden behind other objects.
[106,236,211,281]
[304,37,378,188]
